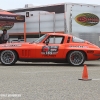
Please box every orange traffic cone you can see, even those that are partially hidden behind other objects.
[78,65,92,81]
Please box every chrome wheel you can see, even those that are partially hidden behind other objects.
[68,51,85,66]
[0,50,17,65]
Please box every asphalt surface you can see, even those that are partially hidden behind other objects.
[0,61,100,100]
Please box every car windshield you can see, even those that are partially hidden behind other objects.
[72,36,85,42]
[34,34,48,43]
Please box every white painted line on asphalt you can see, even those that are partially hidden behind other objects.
[89,69,100,71]
[21,72,31,74]
[20,68,100,74]
[21,70,82,74]
[92,79,100,80]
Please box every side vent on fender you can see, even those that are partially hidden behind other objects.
[22,50,31,57]
[67,37,70,43]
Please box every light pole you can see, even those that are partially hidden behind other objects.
[39,11,41,37]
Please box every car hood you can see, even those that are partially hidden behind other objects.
[0,42,30,47]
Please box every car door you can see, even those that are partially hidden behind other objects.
[35,35,66,59]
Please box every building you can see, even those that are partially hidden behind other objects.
[5,3,100,46]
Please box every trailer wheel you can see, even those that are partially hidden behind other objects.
[67,51,85,66]
[0,50,17,65]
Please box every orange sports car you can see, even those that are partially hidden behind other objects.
[0,33,100,66]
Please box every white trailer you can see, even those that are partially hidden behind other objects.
[65,3,100,47]
[6,3,100,46]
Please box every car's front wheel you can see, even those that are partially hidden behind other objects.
[67,51,85,66]
[0,50,17,65]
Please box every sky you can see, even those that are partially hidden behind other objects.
[0,0,99,10]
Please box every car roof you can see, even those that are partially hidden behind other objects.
[47,33,72,37]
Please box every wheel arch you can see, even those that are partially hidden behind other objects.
[66,50,87,60]
[0,49,19,60]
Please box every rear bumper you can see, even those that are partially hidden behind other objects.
[87,52,100,60]
[94,54,100,56]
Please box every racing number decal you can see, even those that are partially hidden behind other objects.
[41,46,59,55]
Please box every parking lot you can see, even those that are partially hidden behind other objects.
[0,61,100,100]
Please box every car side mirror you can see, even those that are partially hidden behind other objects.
[45,39,49,45]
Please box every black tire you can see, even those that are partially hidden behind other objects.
[0,50,17,65]
[67,51,85,66]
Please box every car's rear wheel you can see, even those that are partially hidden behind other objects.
[67,51,85,66]
[0,50,17,65]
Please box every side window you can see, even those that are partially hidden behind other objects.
[67,37,71,43]
[49,36,54,43]
[46,36,64,44]
[55,36,64,44]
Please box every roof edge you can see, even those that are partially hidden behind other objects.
[8,2,100,12]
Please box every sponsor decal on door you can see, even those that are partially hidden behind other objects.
[41,46,59,55]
